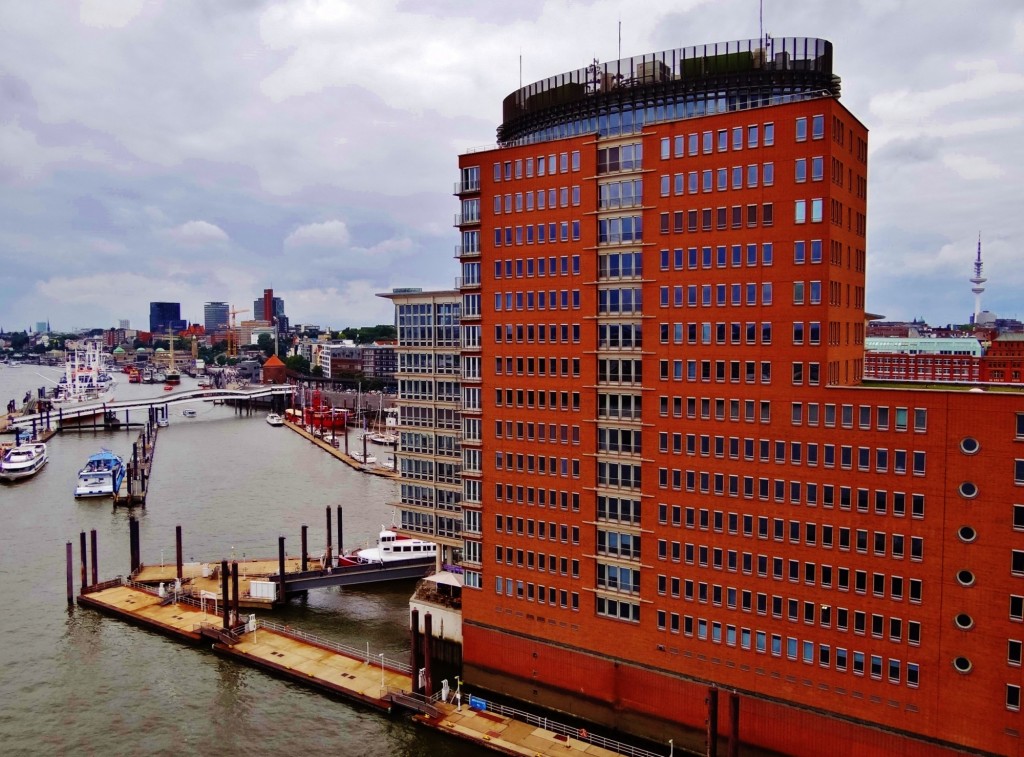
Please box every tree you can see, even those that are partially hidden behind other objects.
[256,333,275,358]
[285,355,310,374]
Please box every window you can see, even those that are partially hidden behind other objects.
[795,117,807,142]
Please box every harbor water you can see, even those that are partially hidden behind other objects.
[0,365,477,756]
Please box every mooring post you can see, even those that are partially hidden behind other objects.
[706,687,719,757]
[79,531,88,593]
[90,529,98,586]
[231,561,240,623]
[337,505,343,556]
[66,542,74,605]
[325,506,333,565]
[411,608,423,694]
[423,612,434,697]
[176,525,183,581]
[277,536,286,604]
[128,516,139,574]
[301,525,308,572]
[728,692,740,757]
[220,559,230,630]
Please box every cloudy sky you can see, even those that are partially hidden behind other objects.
[1,0,1022,332]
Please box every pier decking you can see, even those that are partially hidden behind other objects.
[77,580,644,757]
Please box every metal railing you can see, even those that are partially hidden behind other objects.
[255,618,412,675]
[467,695,666,757]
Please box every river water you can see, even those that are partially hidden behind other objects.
[0,364,476,756]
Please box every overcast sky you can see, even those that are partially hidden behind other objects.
[1,0,1022,332]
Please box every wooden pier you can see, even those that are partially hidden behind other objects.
[285,420,398,479]
[113,408,163,506]
[75,579,632,757]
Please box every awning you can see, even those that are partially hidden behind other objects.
[423,571,464,588]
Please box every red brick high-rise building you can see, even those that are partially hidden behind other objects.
[453,38,1023,756]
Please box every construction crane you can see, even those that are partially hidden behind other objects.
[227,307,249,358]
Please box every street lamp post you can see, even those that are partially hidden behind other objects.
[379,652,385,695]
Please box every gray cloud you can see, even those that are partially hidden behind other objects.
[0,0,1022,331]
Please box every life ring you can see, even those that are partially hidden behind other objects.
[578,728,588,740]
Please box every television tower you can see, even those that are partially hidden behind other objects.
[969,232,986,324]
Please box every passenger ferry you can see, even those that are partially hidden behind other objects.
[348,528,437,565]
[74,450,125,498]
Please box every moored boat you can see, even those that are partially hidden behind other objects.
[51,341,116,409]
[349,528,437,565]
[181,408,198,418]
[0,442,48,482]
[74,450,125,498]
[266,413,284,426]
[350,450,377,465]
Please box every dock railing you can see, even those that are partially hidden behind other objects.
[254,618,412,675]
[467,695,665,757]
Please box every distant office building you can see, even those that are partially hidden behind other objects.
[118,319,130,330]
[204,302,229,334]
[318,344,362,379]
[254,289,285,323]
[361,343,398,381]
[35,321,48,334]
[149,302,181,334]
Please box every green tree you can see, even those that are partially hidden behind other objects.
[256,333,275,358]
[285,355,310,374]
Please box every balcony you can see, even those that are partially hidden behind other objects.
[454,179,480,195]
[455,276,481,290]
[454,213,480,227]
[454,244,480,258]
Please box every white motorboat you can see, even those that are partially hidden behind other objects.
[74,450,125,498]
[351,451,377,465]
[181,409,198,418]
[266,413,284,426]
[349,528,437,565]
[0,442,48,482]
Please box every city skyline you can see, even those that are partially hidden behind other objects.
[1,1,1022,332]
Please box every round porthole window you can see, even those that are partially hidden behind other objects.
[959,437,980,455]
[953,656,972,673]
[956,570,975,587]
[957,526,977,543]
[958,482,978,499]
[954,613,974,630]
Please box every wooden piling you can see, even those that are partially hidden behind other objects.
[411,608,422,694]
[220,560,230,629]
[90,529,98,586]
[728,693,740,757]
[707,687,719,757]
[301,525,308,572]
[419,614,432,696]
[277,536,286,604]
[79,531,88,593]
[231,561,240,622]
[66,542,74,605]
[337,505,343,555]
[175,525,183,581]
[325,506,333,564]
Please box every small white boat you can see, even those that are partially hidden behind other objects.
[367,431,398,446]
[156,417,169,428]
[181,408,198,418]
[0,442,48,482]
[351,451,377,465]
[75,450,125,498]
[266,413,284,427]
